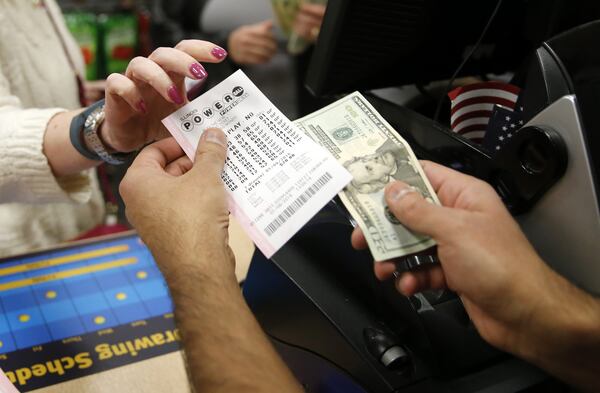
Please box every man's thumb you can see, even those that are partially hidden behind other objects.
[385,181,452,239]
[193,128,228,178]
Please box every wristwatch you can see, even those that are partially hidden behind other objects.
[70,99,134,165]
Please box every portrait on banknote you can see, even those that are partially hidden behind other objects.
[343,142,423,195]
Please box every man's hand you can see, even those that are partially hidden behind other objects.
[292,3,326,43]
[120,130,302,393]
[352,161,600,391]
[101,40,227,153]
[352,160,546,352]
[120,129,234,279]
[228,20,277,65]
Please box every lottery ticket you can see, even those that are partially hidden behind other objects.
[162,70,352,258]
[0,369,19,393]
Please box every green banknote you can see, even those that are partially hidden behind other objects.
[295,92,440,261]
[271,0,301,37]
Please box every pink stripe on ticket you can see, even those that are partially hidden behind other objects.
[0,369,19,393]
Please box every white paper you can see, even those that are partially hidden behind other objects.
[162,70,352,257]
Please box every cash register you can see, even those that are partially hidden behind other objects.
[243,1,600,392]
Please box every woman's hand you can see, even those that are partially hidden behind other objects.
[100,40,228,153]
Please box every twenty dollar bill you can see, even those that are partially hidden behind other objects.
[295,92,440,261]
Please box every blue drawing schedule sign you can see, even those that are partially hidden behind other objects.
[0,232,180,391]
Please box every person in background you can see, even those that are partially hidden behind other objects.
[292,2,326,45]
[150,0,277,71]
[151,0,331,119]
[289,2,328,116]
[0,0,226,257]
[120,130,600,392]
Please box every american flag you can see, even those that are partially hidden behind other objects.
[482,104,524,154]
[448,81,521,143]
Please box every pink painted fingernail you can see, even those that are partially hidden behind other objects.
[136,100,148,114]
[189,63,208,80]
[211,46,228,60]
[167,85,184,105]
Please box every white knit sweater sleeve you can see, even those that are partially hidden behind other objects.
[0,65,93,205]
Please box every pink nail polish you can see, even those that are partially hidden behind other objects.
[189,63,208,80]
[211,47,228,60]
[167,86,184,105]
[137,100,148,114]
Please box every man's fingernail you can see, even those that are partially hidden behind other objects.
[211,46,228,60]
[387,183,416,201]
[203,129,227,147]
[396,275,411,295]
[189,63,208,80]
[168,85,184,105]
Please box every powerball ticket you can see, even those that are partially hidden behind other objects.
[162,70,352,258]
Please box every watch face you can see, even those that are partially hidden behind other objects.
[84,107,102,128]
[77,102,124,165]
[82,104,124,165]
